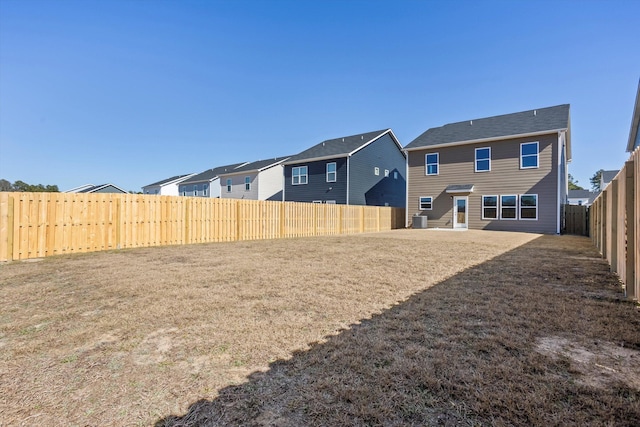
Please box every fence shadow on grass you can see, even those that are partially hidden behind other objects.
[155,235,640,426]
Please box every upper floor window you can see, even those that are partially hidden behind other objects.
[520,142,539,169]
[193,184,198,196]
[374,167,380,176]
[245,176,251,191]
[326,162,336,182]
[426,153,439,175]
[394,171,398,179]
[292,166,308,185]
[419,196,432,210]
[384,169,389,177]
[226,178,232,193]
[203,184,208,197]
[475,147,491,172]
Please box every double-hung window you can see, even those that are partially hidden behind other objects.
[292,166,308,185]
[520,194,538,220]
[425,153,439,175]
[226,178,232,193]
[475,147,491,172]
[482,196,498,219]
[520,142,539,169]
[419,196,433,210]
[326,162,336,182]
[244,176,251,191]
[500,195,517,219]
[203,184,208,197]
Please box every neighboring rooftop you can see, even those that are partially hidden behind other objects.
[143,174,194,188]
[405,104,571,152]
[65,184,127,194]
[601,170,619,187]
[285,129,397,164]
[181,163,248,184]
[221,156,291,175]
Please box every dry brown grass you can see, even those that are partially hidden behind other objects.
[1,230,639,426]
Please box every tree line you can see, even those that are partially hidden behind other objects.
[0,179,59,192]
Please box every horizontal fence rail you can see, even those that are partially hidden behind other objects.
[0,193,405,262]
[590,147,640,301]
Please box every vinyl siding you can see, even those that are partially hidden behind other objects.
[220,173,259,200]
[284,158,348,203]
[407,133,559,233]
[349,133,406,207]
[258,165,284,200]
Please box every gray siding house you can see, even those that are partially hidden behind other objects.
[283,129,406,207]
[404,105,571,234]
[178,163,247,198]
[65,184,128,194]
[142,174,195,196]
[219,157,290,201]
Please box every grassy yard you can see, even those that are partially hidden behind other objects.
[0,230,639,426]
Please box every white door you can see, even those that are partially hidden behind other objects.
[453,196,468,229]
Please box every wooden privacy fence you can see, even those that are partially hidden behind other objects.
[590,147,640,301]
[562,204,589,236]
[0,192,406,262]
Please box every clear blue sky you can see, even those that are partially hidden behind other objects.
[1,0,638,192]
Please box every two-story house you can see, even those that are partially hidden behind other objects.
[283,129,406,207]
[179,163,247,198]
[219,157,290,201]
[142,174,195,196]
[404,104,571,234]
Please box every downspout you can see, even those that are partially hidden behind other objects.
[556,132,563,234]
[405,150,409,227]
[346,156,350,205]
[281,165,286,202]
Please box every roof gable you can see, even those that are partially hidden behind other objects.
[285,129,392,164]
[221,156,290,175]
[405,104,570,150]
[181,162,248,184]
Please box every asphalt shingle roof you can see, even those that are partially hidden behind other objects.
[405,104,570,150]
[601,170,619,185]
[223,156,291,174]
[144,174,193,187]
[285,129,390,163]
[568,189,596,199]
[181,163,247,184]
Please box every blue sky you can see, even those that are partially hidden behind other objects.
[0,0,638,192]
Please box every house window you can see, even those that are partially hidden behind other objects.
[384,169,389,177]
[312,200,322,204]
[203,184,208,197]
[245,176,251,191]
[475,147,491,172]
[501,195,517,219]
[326,162,336,182]
[292,166,308,185]
[194,184,198,196]
[520,194,538,220]
[226,178,232,193]
[394,171,398,179]
[325,200,336,204]
[426,153,439,175]
[374,167,380,176]
[482,196,498,219]
[419,196,432,210]
[521,142,539,169]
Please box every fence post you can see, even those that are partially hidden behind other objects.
[625,161,636,299]
[610,180,618,273]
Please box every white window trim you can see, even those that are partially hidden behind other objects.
[312,200,322,204]
[384,169,389,177]
[419,196,433,211]
[226,178,232,193]
[244,176,251,191]
[292,166,308,185]
[325,200,336,204]
[475,147,491,172]
[374,167,380,176]
[481,195,498,220]
[425,153,439,176]
[500,195,518,220]
[326,162,337,183]
[520,142,539,169]
[519,194,538,221]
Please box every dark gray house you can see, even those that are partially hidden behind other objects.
[283,129,406,207]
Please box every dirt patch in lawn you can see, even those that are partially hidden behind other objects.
[1,230,639,426]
